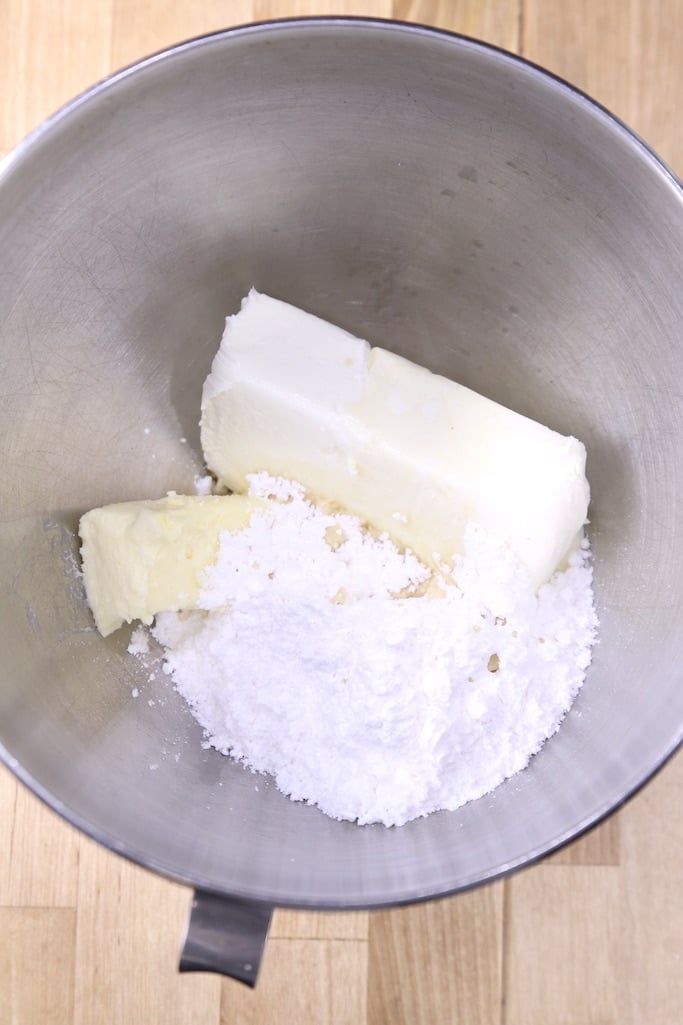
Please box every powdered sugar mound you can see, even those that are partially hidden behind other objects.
[152,474,598,826]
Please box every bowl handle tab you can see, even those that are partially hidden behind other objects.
[179,889,273,987]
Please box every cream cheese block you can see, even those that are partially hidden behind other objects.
[201,290,589,588]
[80,493,262,636]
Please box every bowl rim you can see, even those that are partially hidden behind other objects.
[2,15,681,197]
[1,15,681,910]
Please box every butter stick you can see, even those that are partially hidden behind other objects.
[80,493,262,636]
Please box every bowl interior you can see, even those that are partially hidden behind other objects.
[0,21,682,906]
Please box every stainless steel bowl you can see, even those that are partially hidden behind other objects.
[1,18,682,985]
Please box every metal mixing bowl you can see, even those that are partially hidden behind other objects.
[1,18,682,985]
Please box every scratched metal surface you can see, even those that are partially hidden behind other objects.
[0,21,682,907]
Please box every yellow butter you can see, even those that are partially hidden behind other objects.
[79,492,262,636]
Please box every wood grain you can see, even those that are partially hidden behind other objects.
[73,837,221,1025]
[271,908,368,939]
[111,1,255,70]
[503,759,683,1025]
[393,0,519,48]
[0,783,79,907]
[523,0,683,171]
[617,754,683,1025]
[0,769,16,900]
[368,883,504,1025]
[0,907,76,1025]
[222,938,368,1025]
[504,865,622,1025]
[2,2,683,1024]
[0,0,113,152]
[255,0,392,18]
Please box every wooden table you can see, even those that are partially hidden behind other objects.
[1,3,681,1023]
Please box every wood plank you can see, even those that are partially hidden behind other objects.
[255,0,393,18]
[111,0,256,70]
[0,767,17,901]
[393,0,520,49]
[0,0,113,152]
[548,812,620,866]
[0,781,79,907]
[368,883,504,1025]
[73,837,220,1025]
[221,938,367,1025]
[0,907,76,1025]
[272,908,368,940]
[617,755,683,1025]
[503,866,621,1025]
[523,0,683,172]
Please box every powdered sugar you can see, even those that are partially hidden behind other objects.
[127,626,150,656]
[149,474,597,826]
[193,474,214,496]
